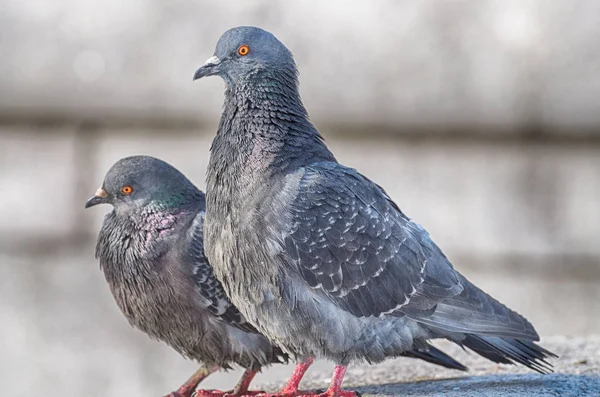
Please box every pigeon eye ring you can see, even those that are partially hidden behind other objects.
[121,185,133,195]
[237,45,250,56]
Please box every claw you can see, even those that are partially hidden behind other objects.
[314,391,358,397]
[167,391,201,397]
[194,389,265,397]
[194,368,261,397]
[194,390,229,397]
[166,387,204,397]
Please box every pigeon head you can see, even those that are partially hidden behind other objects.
[193,26,295,85]
[85,155,200,216]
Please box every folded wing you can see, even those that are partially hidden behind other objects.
[284,162,539,341]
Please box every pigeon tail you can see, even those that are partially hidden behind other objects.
[459,334,558,374]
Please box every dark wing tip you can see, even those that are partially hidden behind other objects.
[461,335,557,374]
[403,343,468,371]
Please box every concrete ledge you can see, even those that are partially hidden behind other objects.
[354,374,599,397]
[256,336,599,397]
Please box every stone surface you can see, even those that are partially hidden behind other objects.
[354,374,599,397]
[1,0,600,132]
[257,337,600,397]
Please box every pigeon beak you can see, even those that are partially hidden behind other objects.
[85,188,109,209]
[193,56,221,80]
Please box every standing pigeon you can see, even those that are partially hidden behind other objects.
[194,26,557,397]
[85,155,286,397]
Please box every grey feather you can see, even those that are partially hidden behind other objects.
[199,26,556,371]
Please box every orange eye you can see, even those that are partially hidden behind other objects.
[121,185,133,195]
[237,45,250,56]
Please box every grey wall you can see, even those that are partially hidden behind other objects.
[2,126,600,268]
[1,1,599,397]
[2,0,600,131]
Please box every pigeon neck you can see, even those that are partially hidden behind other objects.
[210,69,335,180]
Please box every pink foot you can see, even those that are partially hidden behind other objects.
[167,386,205,397]
[194,389,265,397]
[253,392,316,397]
[165,392,194,397]
[313,391,358,397]
[193,389,224,397]
[253,383,321,397]
[305,365,359,397]
[194,368,261,397]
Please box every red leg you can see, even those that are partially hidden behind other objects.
[313,366,357,397]
[166,365,219,397]
[280,357,315,394]
[194,369,261,397]
[233,369,259,395]
[254,357,316,397]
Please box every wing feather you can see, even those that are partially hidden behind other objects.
[284,163,427,317]
[283,162,539,340]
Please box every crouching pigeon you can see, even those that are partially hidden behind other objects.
[85,155,286,397]
[194,26,557,397]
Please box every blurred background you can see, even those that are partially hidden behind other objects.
[1,0,599,396]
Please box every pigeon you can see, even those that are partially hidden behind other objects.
[194,26,557,397]
[85,155,287,397]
